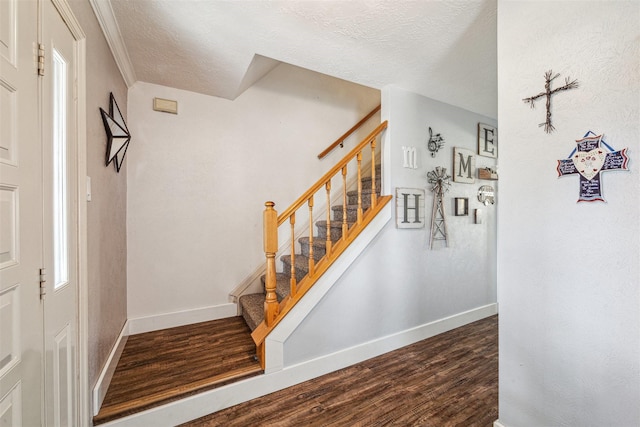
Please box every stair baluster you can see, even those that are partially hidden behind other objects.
[356,152,363,223]
[307,196,315,276]
[289,213,297,296]
[325,181,332,256]
[263,202,279,326]
[341,166,348,239]
[370,139,378,208]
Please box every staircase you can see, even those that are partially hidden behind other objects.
[235,118,391,369]
[239,167,381,331]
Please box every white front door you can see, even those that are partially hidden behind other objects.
[41,0,79,425]
[0,0,44,426]
[1,0,83,425]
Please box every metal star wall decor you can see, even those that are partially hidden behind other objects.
[523,70,579,133]
[100,92,131,172]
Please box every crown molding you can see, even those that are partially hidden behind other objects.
[89,0,136,87]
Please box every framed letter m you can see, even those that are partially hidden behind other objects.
[453,147,476,183]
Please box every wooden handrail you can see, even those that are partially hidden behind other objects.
[279,121,388,225]
[317,104,381,159]
[254,120,391,368]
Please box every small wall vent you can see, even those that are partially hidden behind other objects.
[153,98,178,114]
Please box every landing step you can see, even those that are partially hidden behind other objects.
[93,317,262,425]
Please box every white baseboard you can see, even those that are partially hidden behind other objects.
[97,303,498,427]
[274,302,498,383]
[494,420,506,427]
[93,321,129,416]
[127,303,237,335]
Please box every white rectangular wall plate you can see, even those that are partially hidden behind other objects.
[153,97,178,114]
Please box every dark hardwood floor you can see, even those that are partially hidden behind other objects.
[181,315,498,427]
[93,317,263,425]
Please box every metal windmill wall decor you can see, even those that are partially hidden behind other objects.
[427,166,451,248]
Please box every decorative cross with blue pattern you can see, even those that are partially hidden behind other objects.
[557,131,629,202]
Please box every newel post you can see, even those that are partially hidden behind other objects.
[263,201,279,326]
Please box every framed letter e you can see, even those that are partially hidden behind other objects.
[478,123,497,158]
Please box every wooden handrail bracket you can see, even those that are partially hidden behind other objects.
[317,104,381,159]
[279,121,387,224]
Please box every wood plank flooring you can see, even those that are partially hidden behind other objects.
[181,315,498,427]
[93,317,262,425]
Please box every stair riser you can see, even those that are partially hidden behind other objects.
[242,311,258,331]
[332,206,359,223]
[238,294,265,331]
[300,240,327,261]
[260,274,290,301]
[280,258,309,283]
[316,222,346,241]
[360,177,381,191]
[346,194,377,209]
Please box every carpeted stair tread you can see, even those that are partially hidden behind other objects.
[331,204,364,223]
[238,293,266,331]
[315,219,354,241]
[315,219,354,231]
[347,188,381,208]
[240,275,290,331]
[280,253,311,270]
[260,272,290,301]
[360,176,381,190]
[280,254,312,283]
[298,236,329,247]
[298,236,330,261]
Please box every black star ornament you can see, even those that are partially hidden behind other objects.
[100,92,131,172]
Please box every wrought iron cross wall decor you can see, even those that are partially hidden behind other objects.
[523,70,579,133]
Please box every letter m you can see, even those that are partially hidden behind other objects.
[457,152,472,179]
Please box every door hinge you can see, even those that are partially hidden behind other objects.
[39,268,47,299]
[38,43,45,76]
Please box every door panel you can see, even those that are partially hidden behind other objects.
[42,0,78,425]
[0,0,43,426]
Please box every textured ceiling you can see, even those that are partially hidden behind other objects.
[109,0,497,118]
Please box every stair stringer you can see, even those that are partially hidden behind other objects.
[263,201,392,374]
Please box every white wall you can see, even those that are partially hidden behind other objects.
[497,2,639,426]
[126,64,380,321]
[284,86,498,365]
[69,0,128,390]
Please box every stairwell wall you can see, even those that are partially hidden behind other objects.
[283,86,498,366]
[125,64,380,326]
